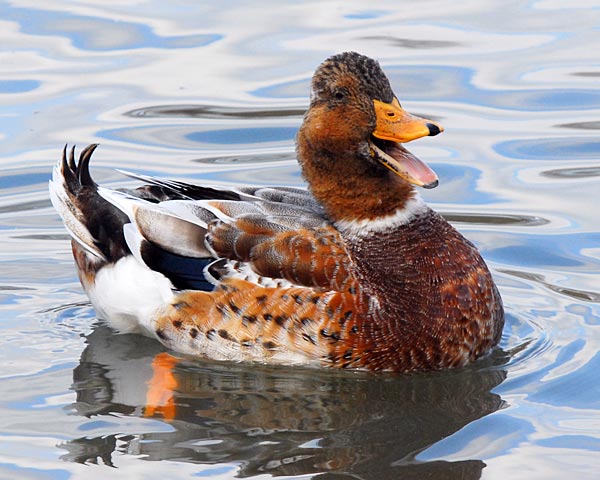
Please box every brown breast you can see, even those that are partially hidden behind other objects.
[336,208,504,371]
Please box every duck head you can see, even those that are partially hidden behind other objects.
[297,52,444,223]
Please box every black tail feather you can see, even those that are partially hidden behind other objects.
[77,144,99,187]
[60,144,130,262]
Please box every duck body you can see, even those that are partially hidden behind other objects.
[50,52,504,372]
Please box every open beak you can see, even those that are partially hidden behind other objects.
[370,98,443,188]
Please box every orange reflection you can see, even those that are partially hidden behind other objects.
[144,352,180,421]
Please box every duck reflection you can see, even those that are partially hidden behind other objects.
[61,325,507,479]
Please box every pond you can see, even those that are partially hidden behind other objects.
[0,1,599,479]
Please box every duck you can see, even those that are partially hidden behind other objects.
[50,52,504,372]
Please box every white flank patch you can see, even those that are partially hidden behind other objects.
[335,194,429,236]
[87,255,174,336]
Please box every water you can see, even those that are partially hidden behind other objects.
[1,1,599,478]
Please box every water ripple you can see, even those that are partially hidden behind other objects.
[443,212,550,227]
[359,35,462,49]
[500,269,600,303]
[191,152,294,165]
[540,166,600,179]
[556,121,600,130]
[125,104,305,120]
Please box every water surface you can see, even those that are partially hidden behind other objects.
[1,1,599,479]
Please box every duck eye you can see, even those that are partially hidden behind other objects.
[334,90,346,100]
[386,111,396,118]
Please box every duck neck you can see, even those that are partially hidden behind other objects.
[298,141,418,228]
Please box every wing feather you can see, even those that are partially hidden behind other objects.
[98,170,354,292]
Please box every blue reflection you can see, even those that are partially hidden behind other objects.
[0,463,69,480]
[492,245,582,268]
[2,4,221,51]
[488,232,600,269]
[193,466,237,477]
[566,304,600,326]
[418,414,534,460]
[0,80,40,94]
[423,163,500,205]
[187,127,297,145]
[78,420,121,431]
[0,172,50,190]
[538,435,600,451]
[495,137,600,160]
[528,349,600,409]
[345,10,390,20]
[527,91,600,110]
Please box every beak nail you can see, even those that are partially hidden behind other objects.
[426,123,442,136]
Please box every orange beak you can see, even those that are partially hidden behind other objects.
[370,98,443,188]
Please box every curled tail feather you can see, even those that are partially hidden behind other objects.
[49,144,130,263]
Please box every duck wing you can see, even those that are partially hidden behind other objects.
[99,170,356,293]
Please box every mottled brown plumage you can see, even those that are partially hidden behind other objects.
[51,51,504,372]
[209,220,354,292]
